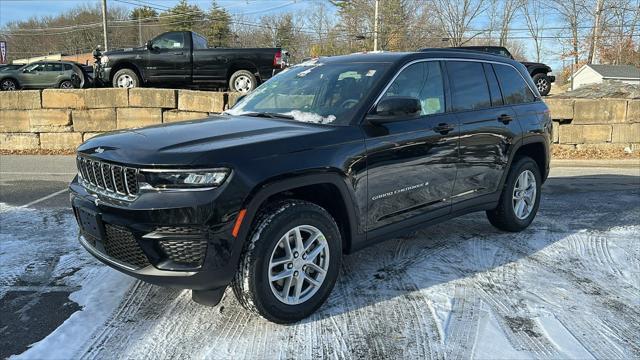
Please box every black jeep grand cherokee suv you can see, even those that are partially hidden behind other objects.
[70,50,551,323]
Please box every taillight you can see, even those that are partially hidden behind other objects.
[273,50,282,68]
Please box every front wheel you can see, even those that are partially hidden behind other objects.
[59,80,75,89]
[0,79,18,91]
[533,73,551,96]
[232,200,342,323]
[487,156,542,232]
[229,70,257,93]
[112,68,139,88]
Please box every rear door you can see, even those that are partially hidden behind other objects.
[446,60,521,205]
[146,32,191,83]
[364,60,458,231]
[43,62,64,87]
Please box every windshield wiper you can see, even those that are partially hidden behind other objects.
[239,112,294,120]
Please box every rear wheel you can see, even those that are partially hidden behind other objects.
[229,70,257,93]
[112,68,139,88]
[59,80,75,89]
[232,200,341,323]
[533,73,551,96]
[0,78,18,91]
[487,156,542,232]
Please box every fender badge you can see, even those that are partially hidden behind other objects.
[94,147,105,154]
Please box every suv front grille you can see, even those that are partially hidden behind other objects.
[77,156,139,201]
[104,224,150,269]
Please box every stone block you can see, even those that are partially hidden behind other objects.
[545,98,574,120]
[82,132,104,141]
[73,108,116,132]
[552,121,559,143]
[84,88,128,108]
[116,107,162,129]
[627,100,639,123]
[573,99,628,124]
[225,92,242,110]
[129,88,177,108]
[42,89,86,109]
[0,133,39,150]
[611,123,640,143]
[162,110,209,123]
[0,110,30,132]
[178,90,224,113]
[40,132,83,150]
[29,109,72,132]
[0,90,41,109]
[559,125,611,144]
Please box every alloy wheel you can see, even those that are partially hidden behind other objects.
[512,170,537,220]
[1,79,16,91]
[268,225,330,305]
[536,78,548,93]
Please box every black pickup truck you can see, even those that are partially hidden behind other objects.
[96,31,287,93]
[445,46,556,96]
[71,50,550,323]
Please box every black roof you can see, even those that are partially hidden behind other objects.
[587,64,640,79]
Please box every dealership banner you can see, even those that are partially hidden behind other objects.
[0,41,6,64]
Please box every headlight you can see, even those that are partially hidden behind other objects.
[141,169,229,189]
[100,55,109,64]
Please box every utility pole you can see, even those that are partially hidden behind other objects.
[138,17,142,46]
[590,0,604,64]
[101,0,108,51]
[373,0,379,51]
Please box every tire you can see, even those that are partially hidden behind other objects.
[232,199,342,323]
[0,78,18,91]
[112,68,139,88]
[486,156,542,232]
[532,73,551,96]
[59,80,75,89]
[229,70,257,93]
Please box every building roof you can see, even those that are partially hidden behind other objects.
[587,64,640,79]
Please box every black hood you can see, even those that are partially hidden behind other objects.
[77,115,332,167]
[521,61,551,71]
[105,46,146,55]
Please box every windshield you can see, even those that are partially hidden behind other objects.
[225,61,391,125]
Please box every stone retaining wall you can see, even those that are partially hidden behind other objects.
[0,89,638,151]
[545,98,639,152]
[1,89,241,150]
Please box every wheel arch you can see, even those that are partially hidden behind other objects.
[502,137,550,189]
[237,172,361,255]
[110,61,144,83]
[529,67,550,77]
[0,77,20,89]
[227,60,259,82]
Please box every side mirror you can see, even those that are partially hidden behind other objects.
[22,68,29,73]
[367,97,422,124]
[145,41,153,50]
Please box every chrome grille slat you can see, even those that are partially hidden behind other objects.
[76,156,139,201]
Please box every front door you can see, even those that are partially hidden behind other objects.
[146,32,191,83]
[18,63,46,88]
[364,61,458,231]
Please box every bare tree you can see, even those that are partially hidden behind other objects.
[429,0,487,46]
[546,0,590,65]
[523,0,547,62]
[498,0,525,46]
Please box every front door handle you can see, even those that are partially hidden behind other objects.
[433,123,455,135]
[498,114,513,124]
[169,52,184,55]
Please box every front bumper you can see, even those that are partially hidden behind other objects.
[70,178,244,293]
[548,75,556,83]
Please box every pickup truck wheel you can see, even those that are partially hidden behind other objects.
[532,73,550,96]
[486,156,542,232]
[229,70,257,93]
[112,69,139,88]
[232,199,341,323]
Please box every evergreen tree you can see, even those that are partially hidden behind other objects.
[160,0,204,32]
[206,0,232,47]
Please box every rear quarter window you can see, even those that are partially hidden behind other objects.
[447,61,492,112]
[493,64,536,105]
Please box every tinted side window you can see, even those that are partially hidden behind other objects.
[493,64,535,104]
[64,64,73,71]
[447,61,491,111]
[47,63,63,72]
[382,61,445,115]
[483,63,503,106]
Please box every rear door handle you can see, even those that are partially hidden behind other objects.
[170,52,184,55]
[498,114,513,124]
[433,123,455,135]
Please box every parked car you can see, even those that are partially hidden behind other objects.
[442,46,556,96]
[96,31,287,93]
[0,61,89,91]
[70,49,551,323]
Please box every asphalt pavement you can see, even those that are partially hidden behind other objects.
[1,155,639,359]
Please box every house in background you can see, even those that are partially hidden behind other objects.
[572,64,640,89]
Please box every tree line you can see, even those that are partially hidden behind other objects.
[1,0,638,81]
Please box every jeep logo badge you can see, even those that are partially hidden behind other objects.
[94,147,104,154]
